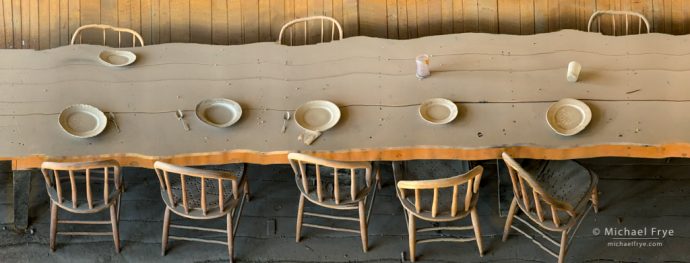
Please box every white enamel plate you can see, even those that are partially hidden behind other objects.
[98,50,137,67]
[195,98,243,128]
[294,100,341,132]
[419,98,458,125]
[58,104,108,138]
[546,98,592,136]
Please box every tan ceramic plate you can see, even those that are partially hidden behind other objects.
[295,100,341,132]
[195,98,242,128]
[419,98,458,125]
[98,50,136,67]
[58,104,108,138]
[546,98,592,136]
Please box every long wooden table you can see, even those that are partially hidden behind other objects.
[2,30,690,228]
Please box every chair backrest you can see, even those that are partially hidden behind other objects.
[70,24,145,47]
[153,161,241,217]
[288,153,373,206]
[278,16,343,46]
[397,165,483,220]
[501,153,577,228]
[41,160,121,212]
[587,10,650,35]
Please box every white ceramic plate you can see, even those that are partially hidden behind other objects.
[195,98,243,128]
[294,100,341,132]
[98,50,136,67]
[419,98,458,125]
[546,98,592,136]
[58,104,108,138]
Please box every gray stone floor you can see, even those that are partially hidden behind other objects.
[0,158,688,262]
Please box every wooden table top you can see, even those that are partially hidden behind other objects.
[2,30,690,169]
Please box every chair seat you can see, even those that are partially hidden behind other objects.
[47,177,121,213]
[518,159,597,228]
[163,164,245,218]
[297,165,371,209]
[399,160,473,220]
[403,160,471,180]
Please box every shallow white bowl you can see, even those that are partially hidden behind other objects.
[58,104,108,138]
[546,98,592,136]
[419,98,458,125]
[195,98,243,128]
[98,50,137,67]
[294,100,341,132]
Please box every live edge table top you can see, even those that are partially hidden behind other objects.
[1,29,690,169]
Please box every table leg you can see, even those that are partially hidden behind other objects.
[496,160,513,217]
[391,161,409,226]
[13,170,32,230]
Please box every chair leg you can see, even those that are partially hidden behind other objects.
[244,182,251,202]
[227,212,234,263]
[109,204,121,253]
[591,186,599,213]
[49,201,58,252]
[558,230,569,263]
[376,162,382,190]
[117,172,124,224]
[470,208,484,257]
[407,211,416,262]
[502,198,518,242]
[161,208,171,256]
[358,201,368,253]
[117,194,122,221]
[295,195,305,242]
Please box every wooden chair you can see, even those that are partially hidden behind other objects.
[40,160,123,252]
[154,161,249,262]
[278,16,343,46]
[587,10,650,35]
[392,160,484,262]
[288,153,378,252]
[70,24,145,47]
[501,152,599,263]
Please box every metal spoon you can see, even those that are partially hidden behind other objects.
[176,109,190,131]
[281,111,291,133]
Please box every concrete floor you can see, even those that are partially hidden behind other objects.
[0,158,688,262]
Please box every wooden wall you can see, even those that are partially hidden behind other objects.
[1,0,689,49]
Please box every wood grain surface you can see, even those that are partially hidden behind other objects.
[2,30,690,169]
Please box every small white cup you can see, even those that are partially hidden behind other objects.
[567,61,581,82]
[416,54,430,79]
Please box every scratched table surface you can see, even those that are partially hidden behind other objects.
[1,29,689,169]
